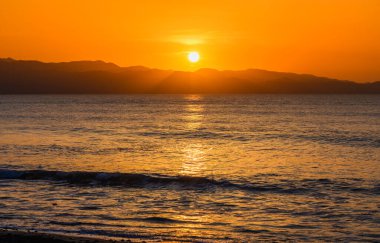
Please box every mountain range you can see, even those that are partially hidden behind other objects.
[1,58,379,94]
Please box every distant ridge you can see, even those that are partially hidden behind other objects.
[0,58,379,94]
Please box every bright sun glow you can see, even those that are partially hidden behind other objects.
[188,51,200,63]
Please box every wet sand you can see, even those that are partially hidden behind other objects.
[0,230,134,243]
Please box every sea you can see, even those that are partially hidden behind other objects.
[0,95,379,241]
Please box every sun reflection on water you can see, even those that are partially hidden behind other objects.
[180,95,208,175]
[181,143,207,175]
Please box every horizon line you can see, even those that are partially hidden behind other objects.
[1,57,379,84]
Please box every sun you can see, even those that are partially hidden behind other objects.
[188,51,200,63]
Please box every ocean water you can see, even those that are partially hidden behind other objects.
[0,95,379,241]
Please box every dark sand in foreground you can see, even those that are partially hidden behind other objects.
[0,230,134,243]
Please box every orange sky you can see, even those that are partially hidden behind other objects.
[1,0,380,82]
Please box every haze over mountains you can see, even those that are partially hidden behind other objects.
[1,58,379,94]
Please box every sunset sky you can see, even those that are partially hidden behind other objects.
[1,0,380,82]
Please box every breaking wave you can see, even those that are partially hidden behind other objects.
[0,169,377,195]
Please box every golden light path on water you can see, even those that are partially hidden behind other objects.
[180,95,208,176]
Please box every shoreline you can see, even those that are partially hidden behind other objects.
[0,229,134,243]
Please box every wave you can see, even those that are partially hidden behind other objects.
[138,130,380,147]
[0,169,378,195]
[262,133,380,148]
[0,169,252,191]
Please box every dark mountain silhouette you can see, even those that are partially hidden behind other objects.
[0,58,379,94]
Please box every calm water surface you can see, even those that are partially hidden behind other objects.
[0,95,379,241]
